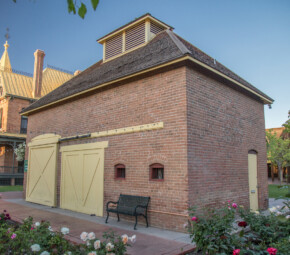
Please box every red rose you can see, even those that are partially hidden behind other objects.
[238,221,248,228]
[267,247,277,255]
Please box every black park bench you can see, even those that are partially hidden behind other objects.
[105,194,150,230]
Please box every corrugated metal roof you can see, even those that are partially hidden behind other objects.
[0,68,73,99]
[0,71,33,98]
[41,68,73,97]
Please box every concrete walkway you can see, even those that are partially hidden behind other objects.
[0,192,195,255]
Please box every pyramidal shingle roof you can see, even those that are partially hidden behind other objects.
[22,30,273,115]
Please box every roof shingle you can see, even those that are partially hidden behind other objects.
[22,30,273,114]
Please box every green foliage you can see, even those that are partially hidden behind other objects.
[0,210,133,254]
[266,129,290,183]
[187,203,290,255]
[188,202,239,254]
[78,3,87,19]
[12,0,100,19]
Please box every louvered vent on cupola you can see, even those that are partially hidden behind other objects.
[98,14,173,62]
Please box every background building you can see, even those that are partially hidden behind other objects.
[0,41,74,185]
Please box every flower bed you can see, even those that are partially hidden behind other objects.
[187,200,290,255]
[0,210,135,254]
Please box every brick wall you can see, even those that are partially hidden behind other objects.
[23,64,269,232]
[6,98,30,133]
[186,67,268,211]
[25,67,189,231]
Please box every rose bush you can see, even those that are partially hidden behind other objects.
[0,210,135,254]
[187,202,290,255]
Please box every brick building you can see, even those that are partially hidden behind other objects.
[0,41,73,185]
[22,14,273,231]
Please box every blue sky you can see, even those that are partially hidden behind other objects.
[0,0,289,128]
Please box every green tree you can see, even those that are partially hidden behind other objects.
[12,0,100,19]
[266,125,290,184]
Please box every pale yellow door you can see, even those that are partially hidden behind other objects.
[26,134,60,207]
[60,142,108,216]
[248,152,258,211]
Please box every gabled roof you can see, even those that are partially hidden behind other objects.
[0,67,73,99]
[97,13,173,43]
[21,30,273,115]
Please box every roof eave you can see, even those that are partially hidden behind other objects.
[21,54,273,116]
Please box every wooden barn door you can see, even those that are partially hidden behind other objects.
[60,142,108,216]
[26,134,60,207]
[248,150,258,211]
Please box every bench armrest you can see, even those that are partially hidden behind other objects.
[106,201,119,210]
[134,204,148,215]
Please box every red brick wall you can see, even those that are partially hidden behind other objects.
[0,98,9,131]
[23,64,268,231]
[6,98,30,133]
[186,67,268,211]
[25,67,189,231]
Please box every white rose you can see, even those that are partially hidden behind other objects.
[106,242,114,251]
[87,232,96,240]
[121,234,129,244]
[35,222,40,227]
[129,234,136,243]
[94,240,101,249]
[48,226,53,232]
[80,232,88,241]
[31,244,41,252]
[286,215,290,219]
[87,252,97,255]
[61,227,70,235]
[40,252,50,255]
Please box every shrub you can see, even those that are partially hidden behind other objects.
[188,201,240,254]
[187,202,290,255]
[0,210,135,254]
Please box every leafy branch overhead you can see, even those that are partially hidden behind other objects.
[67,0,100,19]
[12,0,100,19]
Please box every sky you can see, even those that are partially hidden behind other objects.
[0,0,289,128]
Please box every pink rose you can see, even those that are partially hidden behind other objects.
[232,203,238,209]
[11,233,16,239]
[191,216,198,221]
[233,249,240,255]
[227,200,231,203]
[267,247,277,255]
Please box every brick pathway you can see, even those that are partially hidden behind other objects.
[0,192,195,255]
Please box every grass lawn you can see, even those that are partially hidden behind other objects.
[268,184,290,198]
[0,185,23,192]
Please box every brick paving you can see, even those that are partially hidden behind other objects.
[0,192,195,255]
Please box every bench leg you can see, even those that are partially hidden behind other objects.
[145,215,149,228]
[134,215,138,230]
[105,212,109,223]
[117,212,120,222]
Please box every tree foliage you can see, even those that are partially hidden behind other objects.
[12,0,100,19]
[266,112,290,183]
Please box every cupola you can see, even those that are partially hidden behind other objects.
[97,13,173,62]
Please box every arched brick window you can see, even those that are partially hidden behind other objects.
[115,164,126,179]
[150,163,164,181]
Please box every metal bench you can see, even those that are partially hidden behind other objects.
[105,194,150,230]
